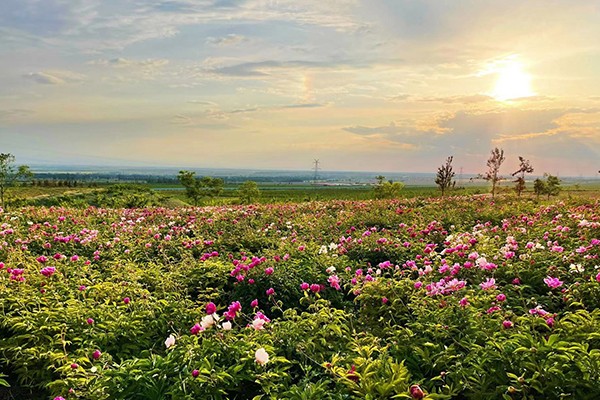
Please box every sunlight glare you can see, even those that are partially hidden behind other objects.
[491,60,535,101]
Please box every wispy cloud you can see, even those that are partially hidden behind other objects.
[2,0,600,174]
[90,58,169,69]
[23,70,85,84]
[280,103,324,109]
[0,108,35,121]
[206,34,248,47]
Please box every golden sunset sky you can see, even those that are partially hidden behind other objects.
[1,1,599,175]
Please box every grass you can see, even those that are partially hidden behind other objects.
[4,180,600,208]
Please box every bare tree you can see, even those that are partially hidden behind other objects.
[511,156,534,197]
[481,148,505,198]
[435,156,455,196]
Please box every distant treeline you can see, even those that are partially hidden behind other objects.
[31,173,312,184]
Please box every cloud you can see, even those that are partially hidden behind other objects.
[0,108,35,120]
[344,122,409,136]
[342,122,431,150]
[23,72,65,84]
[171,114,193,125]
[388,94,412,102]
[170,113,237,129]
[23,70,85,84]
[187,100,219,106]
[204,59,349,77]
[280,103,324,109]
[7,0,365,51]
[206,34,248,46]
[420,94,493,104]
[228,103,326,113]
[342,107,600,165]
[89,58,169,69]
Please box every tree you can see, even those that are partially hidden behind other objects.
[177,171,224,206]
[237,181,261,204]
[435,156,455,196]
[533,178,546,199]
[373,176,404,199]
[0,153,32,210]
[481,148,505,198]
[511,156,534,197]
[545,174,561,199]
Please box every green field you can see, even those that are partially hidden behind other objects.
[4,180,600,209]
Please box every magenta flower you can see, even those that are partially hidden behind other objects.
[309,283,321,293]
[266,287,275,296]
[224,301,242,320]
[544,276,564,289]
[479,278,497,291]
[502,320,514,329]
[250,299,258,308]
[410,384,425,399]
[496,293,506,302]
[487,305,501,314]
[86,318,94,325]
[123,297,131,304]
[40,266,56,277]
[264,267,274,275]
[70,363,79,369]
[192,369,200,378]
[229,301,242,313]
[459,297,469,307]
[190,323,203,335]
[92,350,102,360]
[300,282,309,291]
[206,302,217,315]
[328,275,341,290]
[596,272,600,283]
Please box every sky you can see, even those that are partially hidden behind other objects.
[1,0,599,175]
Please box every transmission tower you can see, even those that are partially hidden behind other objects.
[313,159,320,184]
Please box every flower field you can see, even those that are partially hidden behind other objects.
[1,196,600,399]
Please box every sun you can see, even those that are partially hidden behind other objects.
[491,60,535,101]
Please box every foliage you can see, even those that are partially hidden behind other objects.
[237,181,261,204]
[533,178,546,198]
[0,196,599,398]
[373,176,405,199]
[0,153,32,210]
[435,156,455,197]
[545,175,561,199]
[533,175,562,199]
[177,171,224,205]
